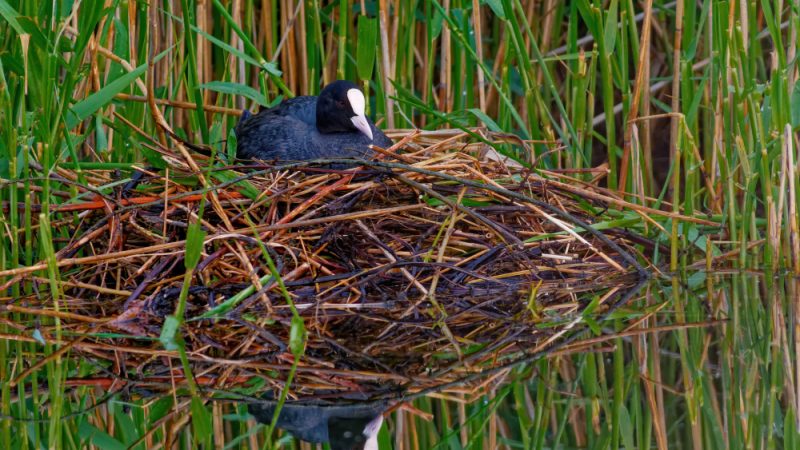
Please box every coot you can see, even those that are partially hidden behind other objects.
[235,80,393,162]
[248,397,387,450]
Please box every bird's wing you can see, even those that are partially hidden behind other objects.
[264,96,317,126]
[248,402,330,443]
[235,112,316,161]
[239,96,317,129]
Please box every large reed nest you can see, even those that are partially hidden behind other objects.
[2,129,649,403]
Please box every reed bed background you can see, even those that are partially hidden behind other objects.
[1,0,800,448]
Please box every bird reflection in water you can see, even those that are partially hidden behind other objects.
[248,396,389,450]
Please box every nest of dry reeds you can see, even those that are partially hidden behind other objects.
[5,130,648,402]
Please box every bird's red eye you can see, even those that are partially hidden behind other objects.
[336,100,345,107]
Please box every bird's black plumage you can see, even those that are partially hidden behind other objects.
[235,80,393,162]
[248,398,387,449]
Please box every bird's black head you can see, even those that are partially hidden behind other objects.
[328,415,383,450]
[315,80,374,140]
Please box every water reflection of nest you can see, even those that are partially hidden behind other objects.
[8,141,650,401]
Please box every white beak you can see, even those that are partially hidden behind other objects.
[362,415,383,450]
[347,88,373,141]
[351,114,374,141]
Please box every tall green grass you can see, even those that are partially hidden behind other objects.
[1,0,800,448]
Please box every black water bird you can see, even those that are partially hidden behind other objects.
[248,397,387,450]
[235,80,393,162]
